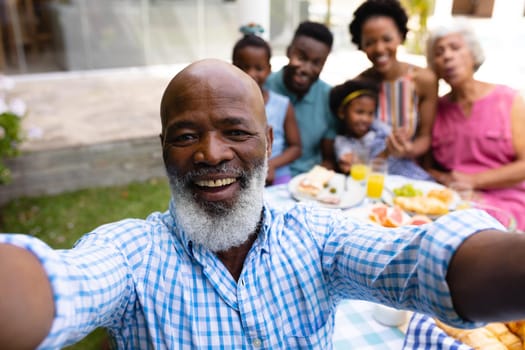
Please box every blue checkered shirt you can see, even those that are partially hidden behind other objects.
[0,201,501,349]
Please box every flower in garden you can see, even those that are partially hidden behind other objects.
[9,98,26,117]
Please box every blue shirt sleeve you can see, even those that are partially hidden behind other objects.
[320,209,504,328]
[0,230,134,349]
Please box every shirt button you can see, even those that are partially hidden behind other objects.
[240,278,245,287]
[252,338,262,347]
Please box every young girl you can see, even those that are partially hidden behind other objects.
[329,79,432,180]
[232,24,301,185]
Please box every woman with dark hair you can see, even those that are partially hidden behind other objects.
[426,20,525,231]
[348,0,437,180]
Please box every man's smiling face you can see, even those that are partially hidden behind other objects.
[161,61,270,212]
[159,60,272,252]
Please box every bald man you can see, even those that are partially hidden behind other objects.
[2,59,525,350]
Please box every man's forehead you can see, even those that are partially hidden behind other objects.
[171,64,253,103]
[161,59,265,126]
[179,60,248,86]
[171,78,251,112]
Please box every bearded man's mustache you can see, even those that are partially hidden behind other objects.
[165,158,266,215]
[165,160,265,191]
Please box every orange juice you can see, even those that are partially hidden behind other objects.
[351,164,368,181]
[366,173,385,198]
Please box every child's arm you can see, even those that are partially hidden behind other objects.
[337,152,353,174]
[321,139,336,170]
[268,103,302,174]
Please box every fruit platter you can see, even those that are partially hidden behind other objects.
[346,202,433,228]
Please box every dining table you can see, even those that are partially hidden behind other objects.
[263,180,407,349]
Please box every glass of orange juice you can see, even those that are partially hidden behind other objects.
[366,158,388,200]
[351,163,368,181]
[350,146,369,183]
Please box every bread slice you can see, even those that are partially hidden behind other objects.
[435,319,524,350]
[393,196,449,216]
[427,188,455,206]
[485,323,523,350]
[296,165,335,197]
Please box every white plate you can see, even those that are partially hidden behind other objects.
[288,173,366,209]
[382,175,461,211]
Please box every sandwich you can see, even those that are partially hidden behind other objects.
[296,165,335,197]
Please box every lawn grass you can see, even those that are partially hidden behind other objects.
[0,178,171,349]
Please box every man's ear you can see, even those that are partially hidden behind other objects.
[266,126,273,159]
[286,45,291,58]
[159,133,163,145]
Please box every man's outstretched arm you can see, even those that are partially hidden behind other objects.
[0,244,54,349]
[448,230,525,323]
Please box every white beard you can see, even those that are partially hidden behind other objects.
[167,159,267,252]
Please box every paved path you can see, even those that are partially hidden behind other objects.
[11,67,177,152]
[6,50,375,153]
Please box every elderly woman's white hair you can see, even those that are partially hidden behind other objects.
[426,18,485,73]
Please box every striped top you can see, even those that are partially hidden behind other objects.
[377,72,419,139]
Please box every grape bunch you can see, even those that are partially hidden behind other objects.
[393,184,423,197]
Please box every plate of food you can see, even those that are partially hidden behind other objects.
[382,176,461,217]
[288,165,366,209]
[346,203,433,228]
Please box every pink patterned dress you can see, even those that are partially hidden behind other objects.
[432,85,525,230]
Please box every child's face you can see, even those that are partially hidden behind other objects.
[233,47,271,89]
[339,96,376,138]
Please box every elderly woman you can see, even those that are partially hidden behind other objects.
[348,0,437,180]
[426,20,525,231]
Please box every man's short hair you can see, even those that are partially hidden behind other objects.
[293,21,333,50]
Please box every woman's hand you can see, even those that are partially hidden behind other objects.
[449,171,477,188]
[386,128,414,158]
[427,168,453,185]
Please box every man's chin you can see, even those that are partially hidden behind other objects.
[293,75,318,94]
[196,198,235,216]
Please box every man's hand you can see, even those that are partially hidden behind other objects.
[0,244,54,349]
[448,230,525,322]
